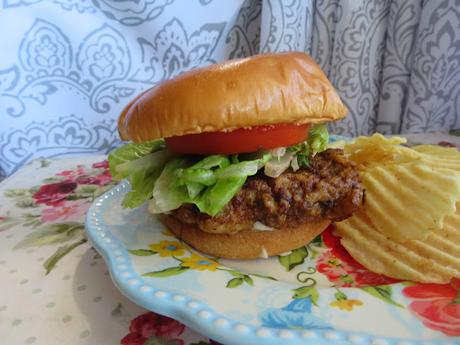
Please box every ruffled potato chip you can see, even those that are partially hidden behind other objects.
[335,206,460,284]
[344,134,417,167]
[336,134,460,282]
[362,163,460,241]
[412,144,460,171]
[343,134,460,242]
[344,134,460,171]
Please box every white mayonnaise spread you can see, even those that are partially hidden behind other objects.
[259,247,269,259]
[252,221,276,231]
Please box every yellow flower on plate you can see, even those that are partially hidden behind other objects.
[180,253,219,271]
[330,299,363,311]
[149,241,186,257]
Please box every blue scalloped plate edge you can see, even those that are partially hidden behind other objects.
[85,161,455,345]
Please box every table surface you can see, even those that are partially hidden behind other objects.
[1,132,459,345]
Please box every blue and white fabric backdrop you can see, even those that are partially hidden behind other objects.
[1,0,459,179]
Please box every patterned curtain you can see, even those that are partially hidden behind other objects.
[1,0,459,178]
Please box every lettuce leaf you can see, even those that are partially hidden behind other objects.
[308,123,329,154]
[189,155,230,170]
[121,150,173,208]
[148,153,270,216]
[108,140,171,208]
[288,124,329,167]
[149,157,193,213]
[108,140,166,180]
[195,176,246,216]
[195,154,270,215]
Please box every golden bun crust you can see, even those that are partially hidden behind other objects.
[119,52,347,142]
[161,215,330,259]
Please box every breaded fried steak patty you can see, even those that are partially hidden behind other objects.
[171,149,363,234]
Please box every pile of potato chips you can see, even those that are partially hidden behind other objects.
[333,134,460,283]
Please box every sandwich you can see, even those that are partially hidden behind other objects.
[109,52,364,259]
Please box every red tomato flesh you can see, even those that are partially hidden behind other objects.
[165,123,310,155]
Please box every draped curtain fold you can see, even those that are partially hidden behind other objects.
[0,0,459,178]
[258,0,460,136]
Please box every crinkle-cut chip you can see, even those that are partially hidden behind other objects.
[362,163,460,241]
[344,134,419,167]
[412,145,460,172]
[344,135,460,172]
[347,133,407,148]
[335,206,460,283]
[413,144,460,157]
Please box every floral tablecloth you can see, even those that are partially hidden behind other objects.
[1,131,459,345]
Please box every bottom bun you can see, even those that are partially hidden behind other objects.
[161,215,330,259]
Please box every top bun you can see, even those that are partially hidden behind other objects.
[118,52,347,142]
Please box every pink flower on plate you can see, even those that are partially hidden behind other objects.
[403,278,460,336]
[316,227,400,287]
[41,201,89,222]
[76,169,112,186]
[119,333,146,345]
[32,181,77,206]
[77,160,112,186]
[56,165,87,180]
[56,161,112,186]
[121,312,185,345]
[92,160,109,169]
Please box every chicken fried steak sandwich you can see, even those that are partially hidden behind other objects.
[109,52,364,259]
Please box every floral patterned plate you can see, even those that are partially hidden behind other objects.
[86,183,459,345]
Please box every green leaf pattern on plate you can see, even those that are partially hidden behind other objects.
[361,285,403,308]
[143,267,190,278]
[278,247,309,271]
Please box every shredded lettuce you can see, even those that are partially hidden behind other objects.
[172,155,230,199]
[265,124,329,176]
[288,124,329,167]
[121,150,173,208]
[188,155,230,170]
[264,151,295,178]
[214,155,269,179]
[148,153,270,216]
[108,124,329,216]
[195,177,246,216]
[109,140,166,180]
[177,169,217,186]
[108,140,171,208]
[308,123,329,154]
[149,157,193,213]
[122,168,159,208]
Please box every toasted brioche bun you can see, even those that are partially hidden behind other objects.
[161,215,330,259]
[118,52,347,143]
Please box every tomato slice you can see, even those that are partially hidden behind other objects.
[165,123,310,155]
